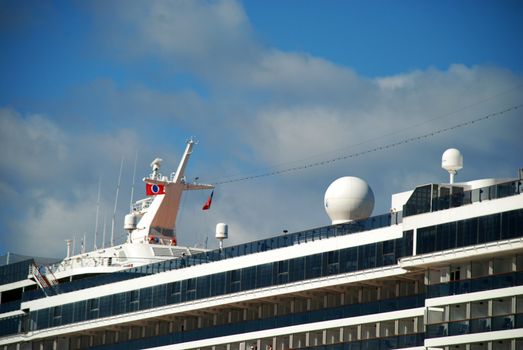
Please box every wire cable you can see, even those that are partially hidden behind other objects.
[212,103,522,185]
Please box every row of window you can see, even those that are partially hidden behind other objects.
[0,259,33,285]
[0,232,413,337]
[426,313,523,338]
[417,209,523,254]
[427,271,523,298]
[23,212,397,302]
[86,294,425,350]
[304,334,425,350]
[9,209,523,335]
[3,209,521,339]
[403,180,521,217]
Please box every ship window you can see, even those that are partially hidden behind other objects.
[184,278,196,301]
[129,290,138,303]
[516,295,523,313]
[139,288,153,310]
[449,266,461,281]
[256,263,273,288]
[278,260,289,274]
[417,226,437,254]
[196,276,210,299]
[112,294,125,315]
[403,184,433,216]
[305,254,322,279]
[478,214,500,243]
[501,209,523,239]
[437,222,456,251]
[325,251,339,275]
[88,298,99,311]
[241,266,256,291]
[37,308,50,329]
[227,269,241,293]
[381,240,395,266]
[152,284,166,308]
[457,218,478,247]
[211,273,225,296]
[73,301,86,323]
[52,306,61,319]
[340,247,357,273]
[289,257,305,282]
[98,296,112,318]
[127,290,139,312]
[277,260,289,284]
[358,244,376,270]
[167,282,181,304]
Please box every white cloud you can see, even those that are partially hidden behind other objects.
[2,0,522,260]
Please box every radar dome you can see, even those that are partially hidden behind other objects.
[442,148,463,184]
[324,176,375,224]
[442,148,463,172]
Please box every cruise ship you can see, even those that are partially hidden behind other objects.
[0,140,522,350]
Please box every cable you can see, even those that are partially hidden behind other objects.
[212,85,523,183]
[211,104,522,185]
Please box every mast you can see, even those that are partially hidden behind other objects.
[102,211,107,249]
[173,139,195,183]
[128,139,214,244]
[129,151,138,211]
[94,176,101,250]
[111,157,124,247]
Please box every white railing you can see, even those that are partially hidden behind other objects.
[132,197,153,212]
[48,256,116,274]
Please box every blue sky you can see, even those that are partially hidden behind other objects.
[1,0,522,257]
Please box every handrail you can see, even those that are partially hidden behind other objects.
[23,211,402,301]
[404,179,521,218]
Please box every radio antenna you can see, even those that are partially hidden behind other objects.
[129,151,138,211]
[111,157,124,247]
[102,210,107,249]
[94,176,101,250]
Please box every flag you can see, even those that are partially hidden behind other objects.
[146,183,165,195]
[202,190,214,210]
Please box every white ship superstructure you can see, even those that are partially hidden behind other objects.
[0,143,522,350]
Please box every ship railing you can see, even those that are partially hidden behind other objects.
[42,265,59,286]
[404,179,522,217]
[132,197,153,212]
[29,263,58,297]
[21,211,402,301]
[48,256,118,274]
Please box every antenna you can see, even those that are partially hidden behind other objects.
[94,176,101,250]
[442,148,463,184]
[111,157,124,247]
[102,211,107,249]
[129,151,138,211]
[65,239,72,258]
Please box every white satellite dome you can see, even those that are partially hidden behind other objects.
[324,176,375,224]
[442,148,463,184]
[442,148,463,173]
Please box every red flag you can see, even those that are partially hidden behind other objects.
[202,190,214,210]
[146,183,165,196]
